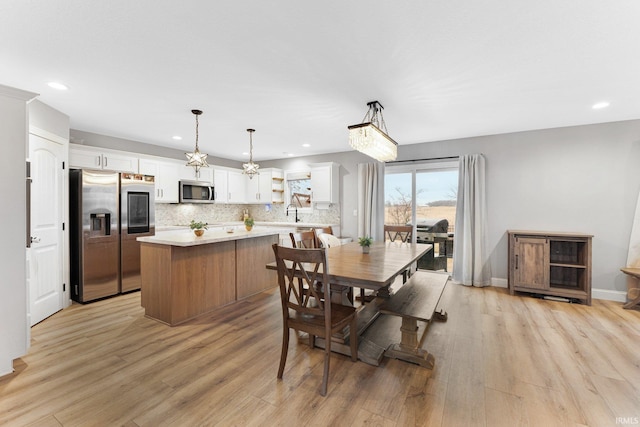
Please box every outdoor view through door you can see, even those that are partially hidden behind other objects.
[384,161,458,273]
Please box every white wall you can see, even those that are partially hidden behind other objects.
[30,100,69,139]
[0,84,37,376]
[72,118,640,299]
[397,119,640,298]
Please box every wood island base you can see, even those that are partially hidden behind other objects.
[140,232,279,326]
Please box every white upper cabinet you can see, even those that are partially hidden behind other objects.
[68,143,289,206]
[227,169,246,204]
[245,173,260,203]
[310,162,339,204]
[213,168,229,203]
[244,168,283,204]
[69,144,138,173]
[139,157,184,203]
[213,167,245,203]
[180,165,213,183]
[214,168,283,204]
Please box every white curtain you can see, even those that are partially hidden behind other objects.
[452,154,491,287]
[357,163,380,241]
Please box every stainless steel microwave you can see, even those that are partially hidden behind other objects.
[179,180,215,203]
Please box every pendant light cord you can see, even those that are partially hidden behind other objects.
[248,129,255,163]
[195,114,200,151]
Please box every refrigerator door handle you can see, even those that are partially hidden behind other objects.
[104,213,111,235]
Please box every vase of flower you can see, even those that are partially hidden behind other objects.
[190,220,208,237]
[244,217,254,231]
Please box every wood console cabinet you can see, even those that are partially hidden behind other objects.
[508,231,592,305]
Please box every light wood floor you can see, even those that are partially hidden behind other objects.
[1,283,639,427]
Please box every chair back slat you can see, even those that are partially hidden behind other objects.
[290,231,317,248]
[273,245,330,318]
[384,225,413,243]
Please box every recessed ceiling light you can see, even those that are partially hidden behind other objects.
[592,101,610,110]
[302,143,310,148]
[47,81,68,90]
[287,153,295,157]
[172,135,182,140]
[242,152,249,156]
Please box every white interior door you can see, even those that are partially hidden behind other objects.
[29,133,64,325]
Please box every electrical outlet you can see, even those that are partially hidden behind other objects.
[353,209,358,216]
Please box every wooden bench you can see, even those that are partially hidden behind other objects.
[379,270,449,368]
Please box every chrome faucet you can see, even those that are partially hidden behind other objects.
[286,204,300,223]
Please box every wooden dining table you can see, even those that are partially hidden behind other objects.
[267,240,433,365]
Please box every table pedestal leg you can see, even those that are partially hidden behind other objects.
[623,291,640,309]
[376,284,392,298]
[384,317,435,368]
[384,309,448,369]
[314,299,387,366]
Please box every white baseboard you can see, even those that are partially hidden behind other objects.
[592,288,627,303]
[0,359,14,378]
[492,278,508,288]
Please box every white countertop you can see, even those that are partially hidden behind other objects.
[156,221,339,233]
[254,221,339,228]
[139,225,295,247]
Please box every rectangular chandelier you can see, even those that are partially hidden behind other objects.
[348,122,397,162]
[348,100,398,162]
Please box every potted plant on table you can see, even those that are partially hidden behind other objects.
[244,217,255,231]
[190,220,208,237]
[358,236,373,254]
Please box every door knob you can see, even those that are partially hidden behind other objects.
[30,236,41,244]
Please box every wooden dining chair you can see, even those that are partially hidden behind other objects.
[384,225,413,282]
[289,231,322,321]
[272,244,358,396]
[317,232,366,305]
[289,230,317,248]
[384,225,413,243]
[313,226,334,247]
[317,233,342,248]
[316,233,355,304]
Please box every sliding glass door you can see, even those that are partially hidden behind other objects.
[385,160,458,272]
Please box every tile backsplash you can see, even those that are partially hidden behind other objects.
[155,203,340,227]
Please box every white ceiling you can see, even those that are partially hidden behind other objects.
[2,1,640,161]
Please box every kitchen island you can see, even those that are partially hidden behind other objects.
[137,227,287,326]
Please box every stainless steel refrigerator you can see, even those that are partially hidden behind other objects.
[70,169,155,303]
